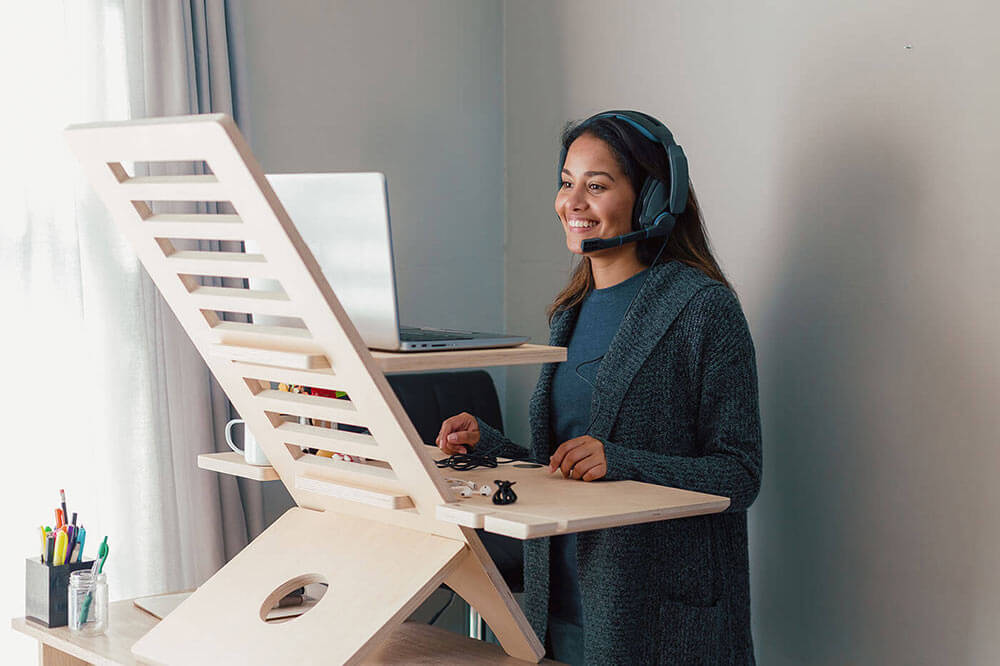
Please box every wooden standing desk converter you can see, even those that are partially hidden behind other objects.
[60,114,729,664]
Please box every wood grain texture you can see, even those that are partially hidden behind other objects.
[294,475,415,510]
[129,508,467,665]
[371,343,565,373]
[197,452,279,481]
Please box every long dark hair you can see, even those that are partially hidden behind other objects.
[547,114,733,322]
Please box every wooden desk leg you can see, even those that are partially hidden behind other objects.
[443,527,545,662]
[39,643,89,666]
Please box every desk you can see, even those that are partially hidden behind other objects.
[12,599,562,665]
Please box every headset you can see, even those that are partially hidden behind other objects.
[558,110,689,253]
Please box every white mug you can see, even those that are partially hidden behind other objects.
[225,419,270,466]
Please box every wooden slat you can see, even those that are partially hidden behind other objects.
[295,475,414,510]
[145,213,247,240]
[165,250,273,279]
[189,285,299,317]
[197,452,279,481]
[228,360,345,393]
[252,388,359,423]
[294,452,399,483]
[209,322,323,357]
[276,421,377,457]
[209,343,330,370]
[118,174,226,200]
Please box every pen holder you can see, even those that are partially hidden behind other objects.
[25,557,95,627]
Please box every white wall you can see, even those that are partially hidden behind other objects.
[503,1,1000,663]
[241,0,504,335]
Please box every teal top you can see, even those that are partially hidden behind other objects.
[548,268,647,625]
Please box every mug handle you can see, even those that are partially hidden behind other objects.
[225,419,245,455]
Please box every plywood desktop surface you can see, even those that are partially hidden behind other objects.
[436,461,730,539]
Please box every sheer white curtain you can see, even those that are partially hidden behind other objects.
[1,2,249,660]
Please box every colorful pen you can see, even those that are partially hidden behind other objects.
[46,532,55,564]
[60,489,68,529]
[39,527,47,563]
[79,537,108,625]
[65,525,76,562]
[54,530,67,566]
[55,508,64,529]
[75,527,86,563]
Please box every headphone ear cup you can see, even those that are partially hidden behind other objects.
[633,178,654,229]
[637,178,668,230]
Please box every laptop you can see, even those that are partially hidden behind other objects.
[260,173,529,352]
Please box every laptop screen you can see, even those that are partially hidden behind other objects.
[259,173,402,350]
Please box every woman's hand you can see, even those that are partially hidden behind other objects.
[548,436,607,481]
[436,412,480,455]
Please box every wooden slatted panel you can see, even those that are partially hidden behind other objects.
[68,115,460,530]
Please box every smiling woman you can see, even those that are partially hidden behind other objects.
[437,110,762,664]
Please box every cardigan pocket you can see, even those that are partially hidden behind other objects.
[656,517,721,607]
[655,597,729,665]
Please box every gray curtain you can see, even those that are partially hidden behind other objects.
[123,0,264,560]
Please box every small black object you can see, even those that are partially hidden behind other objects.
[513,463,543,468]
[492,480,517,505]
[435,449,546,472]
[24,557,95,627]
[435,451,499,471]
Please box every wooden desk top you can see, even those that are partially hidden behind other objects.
[372,343,566,373]
[436,461,730,539]
[12,598,560,665]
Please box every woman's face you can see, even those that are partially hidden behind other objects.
[555,133,637,256]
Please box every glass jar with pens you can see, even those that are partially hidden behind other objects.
[68,535,110,635]
[68,570,108,635]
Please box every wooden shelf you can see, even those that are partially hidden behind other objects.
[371,343,565,373]
[197,452,279,481]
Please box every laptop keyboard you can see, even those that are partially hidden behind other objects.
[400,327,475,341]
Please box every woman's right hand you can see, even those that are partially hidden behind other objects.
[436,412,480,455]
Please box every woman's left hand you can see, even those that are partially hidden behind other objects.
[548,436,607,481]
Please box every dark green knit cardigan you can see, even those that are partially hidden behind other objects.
[476,260,762,665]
